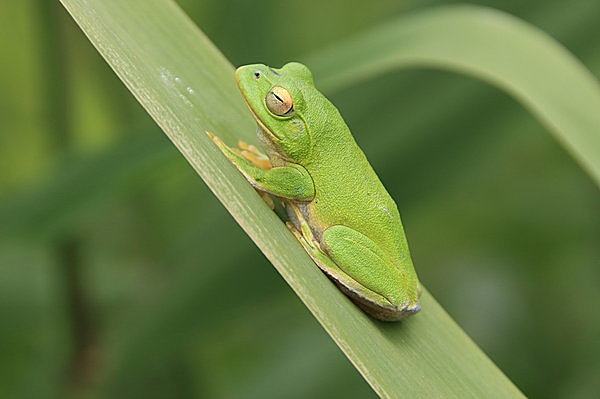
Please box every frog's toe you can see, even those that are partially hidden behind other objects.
[206,131,225,147]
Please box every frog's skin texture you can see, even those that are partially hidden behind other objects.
[209,62,421,321]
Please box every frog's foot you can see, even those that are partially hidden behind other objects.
[206,131,235,157]
[238,140,272,170]
[206,132,270,168]
[258,191,275,210]
[286,221,320,253]
[286,221,303,242]
[235,141,273,208]
[206,132,275,209]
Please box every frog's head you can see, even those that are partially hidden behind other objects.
[235,62,317,162]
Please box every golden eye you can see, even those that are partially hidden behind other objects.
[265,86,294,116]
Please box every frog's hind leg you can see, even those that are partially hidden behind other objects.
[285,214,352,287]
[206,131,314,201]
[319,225,420,320]
[286,216,405,320]
[286,221,382,299]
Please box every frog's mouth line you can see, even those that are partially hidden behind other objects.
[238,91,282,142]
[251,109,281,142]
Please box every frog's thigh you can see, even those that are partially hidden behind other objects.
[322,225,402,305]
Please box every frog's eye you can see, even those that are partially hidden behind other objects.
[265,86,294,116]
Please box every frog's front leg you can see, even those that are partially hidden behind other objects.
[208,132,315,201]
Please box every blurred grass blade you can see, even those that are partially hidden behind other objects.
[59,0,523,397]
[0,126,170,239]
[307,5,600,186]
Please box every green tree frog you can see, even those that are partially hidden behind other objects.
[209,62,421,321]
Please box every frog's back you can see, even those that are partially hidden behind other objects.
[301,102,408,260]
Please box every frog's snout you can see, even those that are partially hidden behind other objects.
[235,65,261,90]
[236,64,280,85]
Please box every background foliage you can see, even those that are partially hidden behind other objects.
[0,1,598,398]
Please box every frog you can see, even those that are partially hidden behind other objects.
[208,62,421,321]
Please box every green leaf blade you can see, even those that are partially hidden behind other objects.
[60,1,525,397]
[307,5,600,186]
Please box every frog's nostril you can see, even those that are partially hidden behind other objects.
[254,71,261,79]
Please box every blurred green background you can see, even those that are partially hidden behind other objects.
[1,0,599,398]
